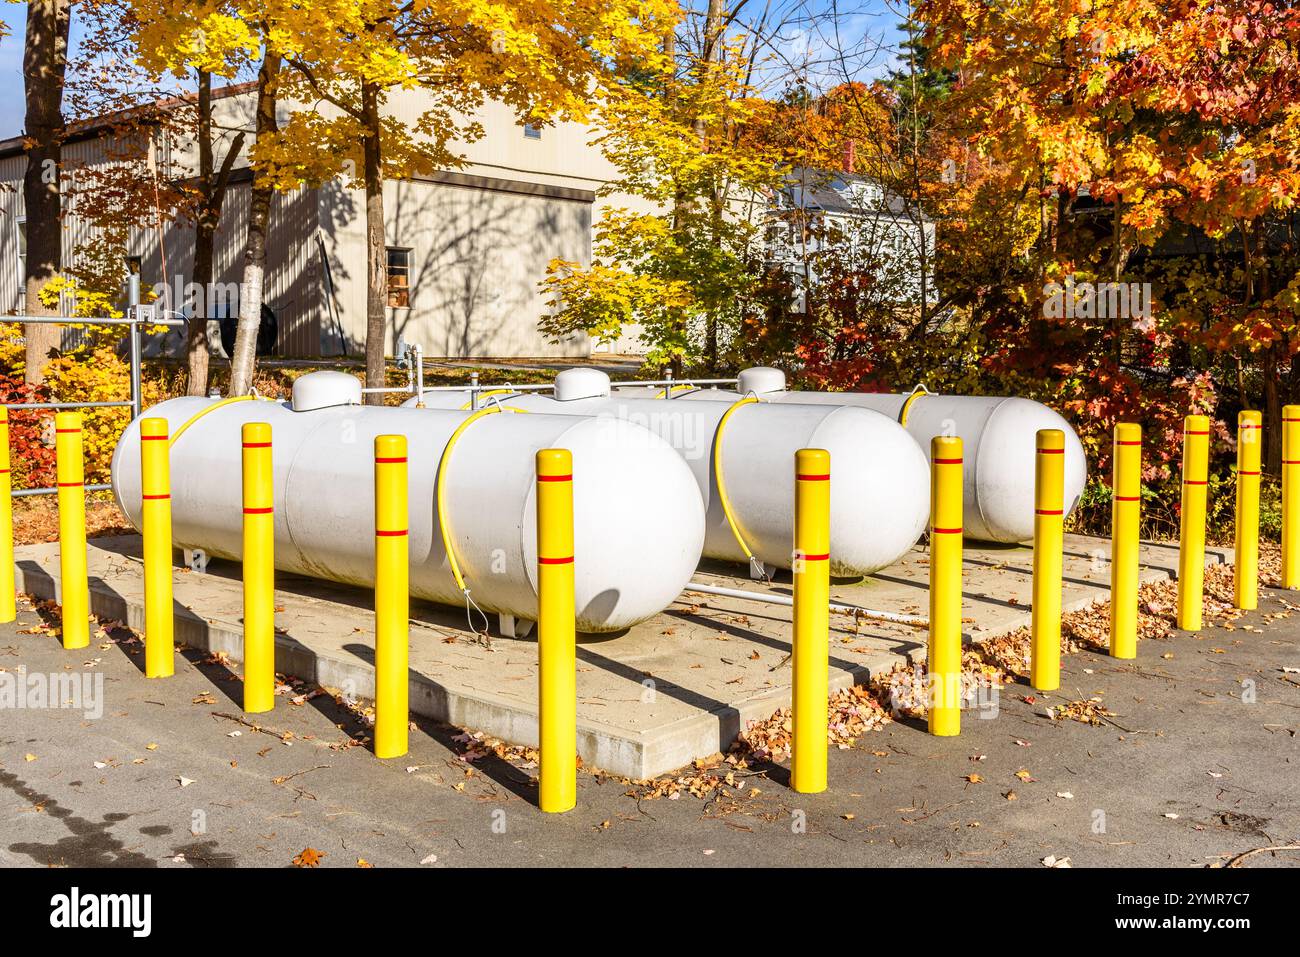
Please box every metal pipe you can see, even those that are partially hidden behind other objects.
[129,274,142,420]
[13,483,112,498]
[682,581,927,627]
[613,378,738,388]
[6,315,184,326]
[5,401,132,411]
[360,345,418,395]
[413,377,739,395]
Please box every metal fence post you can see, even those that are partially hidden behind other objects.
[128,273,142,420]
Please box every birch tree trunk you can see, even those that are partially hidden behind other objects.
[228,52,280,397]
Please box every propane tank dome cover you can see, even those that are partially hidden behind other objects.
[554,368,611,401]
[737,367,787,396]
[292,370,363,411]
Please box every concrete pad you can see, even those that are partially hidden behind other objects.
[13,533,1231,779]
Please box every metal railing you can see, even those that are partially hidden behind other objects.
[412,359,739,410]
[6,280,185,497]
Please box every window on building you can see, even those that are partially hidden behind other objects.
[16,219,25,311]
[386,247,413,308]
[523,123,542,140]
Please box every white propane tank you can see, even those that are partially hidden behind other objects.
[404,370,930,576]
[661,367,1088,544]
[111,380,705,632]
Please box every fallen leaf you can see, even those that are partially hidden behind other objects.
[293,847,324,868]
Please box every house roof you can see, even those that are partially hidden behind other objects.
[779,166,918,219]
[0,81,258,161]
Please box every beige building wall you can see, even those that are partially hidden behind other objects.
[0,82,657,359]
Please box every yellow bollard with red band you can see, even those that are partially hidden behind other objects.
[536,448,577,813]
[241,422,275,713]
[928,436,963,736]
[55,411,89,650]
[1234,410,1262,609]
[1177,415,1210,630]
[1109,423,1141,659]
[140,418,174,677]
[1030,429,1064,691]
[0,408,14,624]
[373,434,410,760]
[791,448,830,793]
[1282,405,1300,589]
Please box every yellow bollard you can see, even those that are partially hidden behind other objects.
[373,434,409,760]
[928,436,963,736]
[1030,429,1064,691]
[1109,423,1141,659]
[791,448,830,793]
[241,422,275,714]
[140,418,174,677]
[1234,410,1262,609]
[1177,415,1210,630]
[536,448,576,813]
[1283,406,1300,589]
[0,408,14,624]
[55,411,89,650]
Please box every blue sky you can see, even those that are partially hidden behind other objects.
[0,1,907,139]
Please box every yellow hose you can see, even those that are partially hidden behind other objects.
[435,405,527,593]
[713,396,762,572]
[459,389,518,411]
[169,394,272,448]
[654,384,697,399]
[898,385,932,426]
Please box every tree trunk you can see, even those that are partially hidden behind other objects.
[229,51,280,397]
[189,71,216,396]
[21,0,71,385]
[361,80,387,406]
[189,71,246,397]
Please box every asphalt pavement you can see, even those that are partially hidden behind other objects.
[1,588,1297,868]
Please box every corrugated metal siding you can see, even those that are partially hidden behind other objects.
[209,182,322,357]
[0,136,322,359]
[0,154,23,314]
